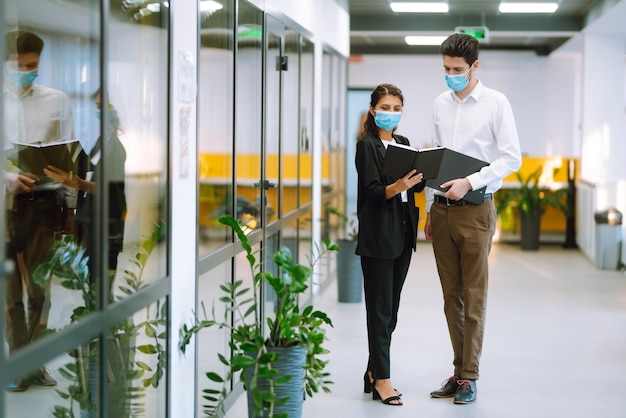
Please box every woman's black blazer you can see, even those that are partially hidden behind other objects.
[354,132,424,259]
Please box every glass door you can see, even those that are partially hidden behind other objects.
[261,15,285,325]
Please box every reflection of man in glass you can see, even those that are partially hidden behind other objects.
[3,30,75,391]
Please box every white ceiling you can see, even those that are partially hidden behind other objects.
[348,0,626,55]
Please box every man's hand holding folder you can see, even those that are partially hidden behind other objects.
[382,144,489,204]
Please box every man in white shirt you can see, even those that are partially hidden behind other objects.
[3,30,76,391]
[424,33,522,405]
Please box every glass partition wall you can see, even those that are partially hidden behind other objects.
[1,1,170,417]
[321,48,348,287]
[194,1,346,416]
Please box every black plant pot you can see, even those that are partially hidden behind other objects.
[336,239,362,303]
[520,210,541,250]
[245,346,306,418]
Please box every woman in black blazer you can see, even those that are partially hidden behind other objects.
[355,84,425,406]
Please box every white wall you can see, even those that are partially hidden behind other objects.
[267,0,349,57]
[348,50,581,157]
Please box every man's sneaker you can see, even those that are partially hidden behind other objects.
[453,379,477,404]
[430,375,460,398]
[32,367,57,387]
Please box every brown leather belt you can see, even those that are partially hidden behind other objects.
[434,193,492,207]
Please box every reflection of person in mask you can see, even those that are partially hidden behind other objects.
[44,89,127,300]
[3,30,76,391]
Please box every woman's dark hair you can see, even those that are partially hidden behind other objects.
[440,33,479,66]
[5,31,44,60]
[363,83,404,138]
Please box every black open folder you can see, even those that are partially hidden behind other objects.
[425,148,489,204]
[9,139,82,189]
[381,143,490,204]
[381,143,446,180]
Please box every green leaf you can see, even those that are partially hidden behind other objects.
[231,355,256,369]
[137,344,158,354]
[135,361,153,371]
[205,372,224,383]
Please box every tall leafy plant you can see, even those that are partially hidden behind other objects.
[180,215,337,417]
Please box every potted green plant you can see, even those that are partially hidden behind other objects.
[325,205,361,303]
[495,168,570,250]
[179,215,337,418]
[32,222,167,418]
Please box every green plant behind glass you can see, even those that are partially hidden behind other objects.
[32,221,167,418]
[325,205,358,241]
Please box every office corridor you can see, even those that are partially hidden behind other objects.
[226,241,626,418]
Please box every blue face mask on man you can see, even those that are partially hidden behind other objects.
[445,67,472,92]
[374,110,402,131]
[6,68,38,88]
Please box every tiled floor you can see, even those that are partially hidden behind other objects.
[226,241,626,418]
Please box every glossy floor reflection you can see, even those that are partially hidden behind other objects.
[225,241,626,418]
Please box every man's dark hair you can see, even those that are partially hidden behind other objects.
[5,31,44,60]
[440,33,479,66]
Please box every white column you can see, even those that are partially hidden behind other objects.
[169,0,198,417]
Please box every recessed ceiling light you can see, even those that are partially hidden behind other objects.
[390,2,449,13]
[200,0,223,13]
[405,35,448,46]
[498,2,558,13]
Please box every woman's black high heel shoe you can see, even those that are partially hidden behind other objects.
[363,371,373,393]
[372,380,403,406]
[364,371,402,397]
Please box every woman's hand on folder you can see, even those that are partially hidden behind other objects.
[44,165,80,190]
[44,165,95,194]
[440,178,472,200]
[386,169,424,199]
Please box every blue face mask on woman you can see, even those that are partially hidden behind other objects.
[6,69,38,88]
[374,110,402,131]
[445,67,471,92]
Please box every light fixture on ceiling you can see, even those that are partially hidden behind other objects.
[200,0,223,13]
[390,2,449,13]
[498,2,558,13]
[405,35,448,46]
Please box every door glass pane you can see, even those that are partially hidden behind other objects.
[321,50,332,204]
[119,299,168,417]
[266,27,281,223]
[196,262,233,416]
[282,29,299,216]
[4,339,95,417]
[2,0,100,354]
[331,54,347,219]
[106,0,169,304]
[3,299,167,417]
[300,37,314,206]
[236,1,263,230]
[198,0,234,256]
